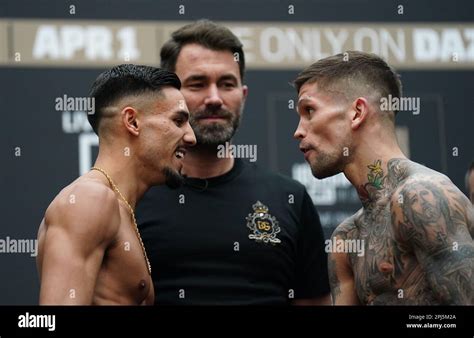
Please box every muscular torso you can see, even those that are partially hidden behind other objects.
[335,159,474,305]
[37,180,154,305]
[92,202,153,305]
[342,210,437,305]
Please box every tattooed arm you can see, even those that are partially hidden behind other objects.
[391,177,474,304]
[328,218,361,305]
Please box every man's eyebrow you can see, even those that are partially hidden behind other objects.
[174,109,189,120]
[219,74,238,82]
[183,74,207,82]
[295,96,316,114]
[297,96,313,105]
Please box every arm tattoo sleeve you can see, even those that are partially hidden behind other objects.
[392,179,474,304]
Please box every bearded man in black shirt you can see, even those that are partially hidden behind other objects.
[136,20,331,305]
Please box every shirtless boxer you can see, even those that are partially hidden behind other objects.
[37,64,196,305]
[293,51,474,305]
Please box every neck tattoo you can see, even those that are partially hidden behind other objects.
[357,159,387,208]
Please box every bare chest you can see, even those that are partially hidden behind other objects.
[95,213,153,304]
[348,211,425,304]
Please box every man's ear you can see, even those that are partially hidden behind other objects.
[122,107,140,136]
[239,85,248,109]
[350,97,369,130]
[242,84,248,100]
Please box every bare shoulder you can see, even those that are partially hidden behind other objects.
[390,166,473,245]
[391,165,472,216]
[389,160,466,199]
[44,177,120,242]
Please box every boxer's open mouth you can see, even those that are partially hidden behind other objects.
[299,145,314,161]
[299,146,310,154]
[175,148,186,159]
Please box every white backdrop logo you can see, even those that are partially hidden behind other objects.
[33,25,140,61]
[2,20,473,68]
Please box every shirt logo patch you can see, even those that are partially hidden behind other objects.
[246,201,281,244]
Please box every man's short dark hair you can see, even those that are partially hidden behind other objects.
[293,51,402,114]
[160,19,245,80]
[88,64,181,135]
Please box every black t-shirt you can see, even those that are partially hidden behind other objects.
[136,159,330,305]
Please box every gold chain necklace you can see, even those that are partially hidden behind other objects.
[91,166,151,275]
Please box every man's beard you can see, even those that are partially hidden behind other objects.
[309,145,350,179]
[189,108,241,145]
[164,167,185,189]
